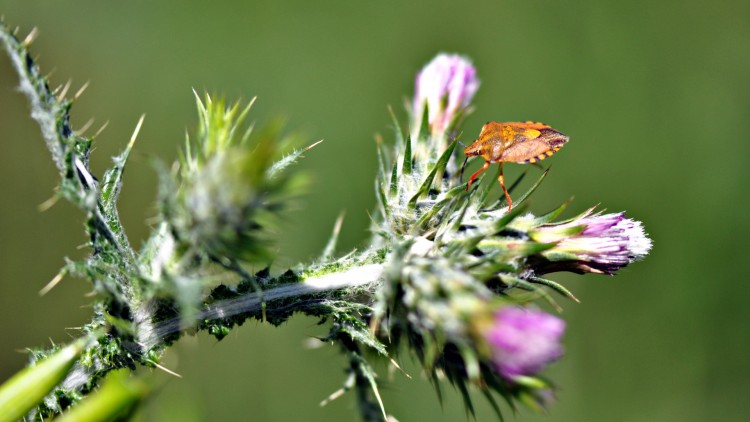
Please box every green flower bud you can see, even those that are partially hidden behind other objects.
[166,95,308,264]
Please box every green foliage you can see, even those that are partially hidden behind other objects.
[55,371,149,422]
[167,94,309,264]
[0,338,88,422]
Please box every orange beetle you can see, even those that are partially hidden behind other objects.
[461,121,569,211]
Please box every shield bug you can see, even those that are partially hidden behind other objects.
[461,121,569,211]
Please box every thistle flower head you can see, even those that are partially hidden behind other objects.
[376,241,567,412]
[413,53,479,139]
[529,210,653,274]
[376,56,480,237]
[370,53,653,416]
[165,94,307,264]
[481,307,565,379]
[380,248,493,346]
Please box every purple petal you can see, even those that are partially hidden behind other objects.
[535,212,652,274]
[484,307,565,379]
[413,53,479,135]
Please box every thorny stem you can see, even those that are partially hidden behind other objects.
[138,263,384,349]
[0,24,125,253]
[54,261,385,397]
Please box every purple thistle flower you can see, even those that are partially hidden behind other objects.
[531,211,653,274]
[484,307,565,379]
[413,53,479,137]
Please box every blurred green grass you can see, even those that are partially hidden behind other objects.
[0,1,748,420]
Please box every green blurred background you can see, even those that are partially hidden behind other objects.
[1,1,748,421]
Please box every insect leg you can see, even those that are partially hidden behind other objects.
[498,163,513,212]
[466,160,490,191]
[459,155,470,184]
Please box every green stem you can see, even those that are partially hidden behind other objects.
[139,262,384,349]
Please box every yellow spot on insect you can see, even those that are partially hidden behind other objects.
[524,129,541,139]
[529,158,537,164]
[537,153,546,160]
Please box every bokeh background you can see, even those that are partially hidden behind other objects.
[0,1,748,421]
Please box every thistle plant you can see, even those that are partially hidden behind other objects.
[0,23,652,422]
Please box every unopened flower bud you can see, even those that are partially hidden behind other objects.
[413,53,479,138]
[482,307,565,380]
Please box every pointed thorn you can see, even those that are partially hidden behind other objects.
[389,357,412,379]
[73,81,90,100]
[305,139,324,151]
[320,373,355,407]
[57,80,72,100]
[321,211,346,260]
[319,387,347,407]
[128,115,146,149]
[76,118,95,135]
[333,210,345,233]
[22,27,39,46]
[39,272,65,296]
[192,88,207,117]
[370,378,388,421]
[153,362,183,378]
[38,193,59,212]
[93,121,110,139]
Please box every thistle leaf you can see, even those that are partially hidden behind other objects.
[389,159,399,197]
[529,276,580,303]
[418,101,430,141]
[529,197,574,225]
[402,134,413,176]
[488,168,548,211]
[407,140,458,207]
[387,105,405,149]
